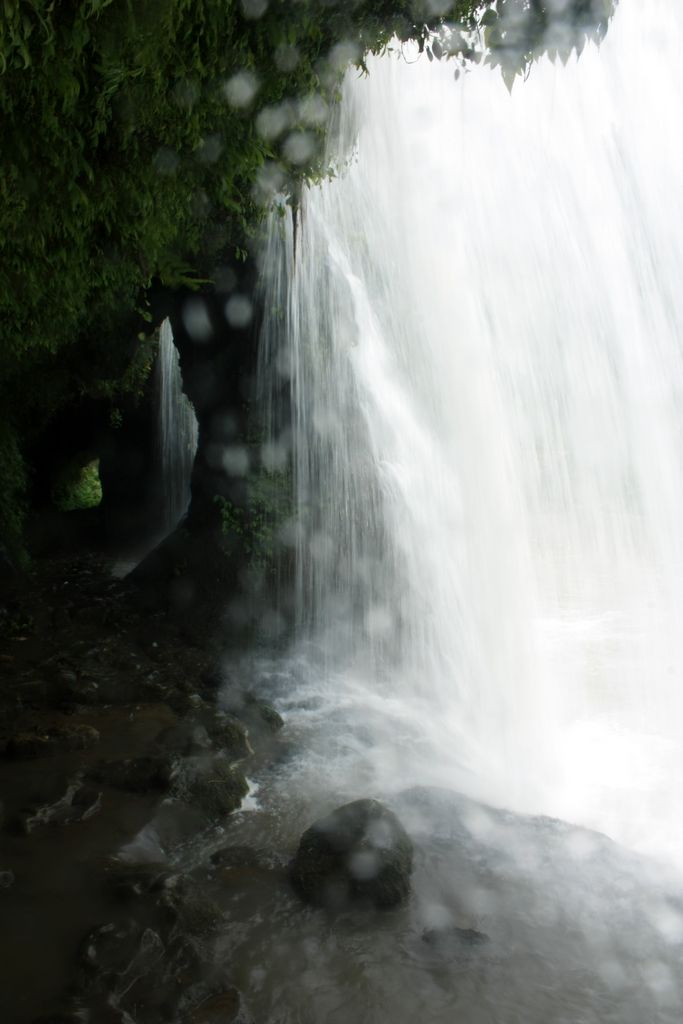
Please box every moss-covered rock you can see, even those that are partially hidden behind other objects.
[170,755,249,820]
[246,697,284,735]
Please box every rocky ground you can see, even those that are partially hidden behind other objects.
[0,554,284,1024]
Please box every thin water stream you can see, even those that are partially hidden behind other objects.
[158,319,198,536]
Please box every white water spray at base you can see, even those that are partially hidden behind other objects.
[261,0,683,868]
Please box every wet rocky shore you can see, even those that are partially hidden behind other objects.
[4,556,683,1024]
[0,554,284,1023]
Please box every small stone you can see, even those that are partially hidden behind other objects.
[188,988,242,1024]
[0,869,15,888]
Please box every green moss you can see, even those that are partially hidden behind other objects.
[52,458,103,512]
[214,463,292,571]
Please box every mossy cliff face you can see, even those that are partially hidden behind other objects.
[0,0,615,561]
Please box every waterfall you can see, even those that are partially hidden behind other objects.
[259,0,683,867]
[157,318,198,534]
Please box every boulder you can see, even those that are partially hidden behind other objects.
[291,799,413,910]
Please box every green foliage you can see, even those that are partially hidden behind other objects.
[0,0,616,556]
[52,458,103,512]
[0,420,28,565]
[214,465,292,571]
[479,0,615,90]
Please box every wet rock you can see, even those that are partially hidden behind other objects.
[115,926,165,998]
[62,667,164,707]
[422,926,490,949]
[165,933,206,991]
[160,875,223,934]
[45,668,80,710]
[0,869,15,888]
[247,698,284,734]
[188,988,245,1024]
[171,756,249,820]
[210,845,269,870]
[117,803,204,860]
[105,862,169,902]
[198,666,224,697]
[31,1013,84,1024]
[80,922,165,1007]
[51,606,71,629]
[76,925,169,1020]
[80,921,143,975]
[156,721,214,757]
[5,723,100,759]
[21,778,102,833]
[165,688,205,716]
[202,711,252,759]
[6,731,53,759]
[291,798,413,909]
[61,723,101,749]
[156,704,253,761]
[89,757,172,793]
[222,692,284,742]
[81,1003,136,1024]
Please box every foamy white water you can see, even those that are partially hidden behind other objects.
[259,0,683,867]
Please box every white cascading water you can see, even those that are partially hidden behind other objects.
[157,318,198,533]
[259,0,683,869]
